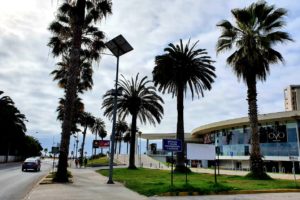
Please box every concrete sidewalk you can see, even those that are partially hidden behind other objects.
[24,165,300,200]
[24,167,148,200]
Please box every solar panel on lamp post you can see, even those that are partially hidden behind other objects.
[105,34,133,184]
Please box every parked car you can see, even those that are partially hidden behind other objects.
[22,157,41,172]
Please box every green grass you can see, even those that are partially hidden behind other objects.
[97,168,300,196]
[87,156,110,166]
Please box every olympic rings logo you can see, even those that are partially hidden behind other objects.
[268,132,285,140]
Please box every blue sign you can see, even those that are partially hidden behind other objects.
[163,139,182,152]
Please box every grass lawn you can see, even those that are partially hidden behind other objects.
[87,156,110,167]
[97,168,300,196]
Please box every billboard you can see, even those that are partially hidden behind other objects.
[93,140,110,148]
[187,143,216,160]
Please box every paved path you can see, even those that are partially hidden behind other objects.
[25,167,148,200]
[25,163,300,200]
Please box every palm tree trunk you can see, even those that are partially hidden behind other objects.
[80,124,88,166]
[56,0,86,182]
[247,76,264,178]
[118,138,122,154]
[126,142,129,154]
[128,115,137,169]
[175,83,185,172]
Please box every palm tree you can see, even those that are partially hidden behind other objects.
[123,131,131,154]
[48,0,112,181]
[0,91,27,162]
[44,148,48,157]
[153,39,216,172]
[102,74,164,169]
[115,120,128,154]
[91,117,106,155]
[79,112,95,164]
[216,1,292,178]
[56,95,84,134]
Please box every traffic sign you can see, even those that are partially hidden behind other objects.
[163,139,182,152]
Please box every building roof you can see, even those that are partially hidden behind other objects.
[191,110,300,137]
[140,133,191,140]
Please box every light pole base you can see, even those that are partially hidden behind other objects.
[107,179,114,184]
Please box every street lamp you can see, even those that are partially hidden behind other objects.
[105,34,133,184]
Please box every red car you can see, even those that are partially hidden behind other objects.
[22,158,41,172]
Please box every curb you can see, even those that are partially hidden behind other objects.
[23,169,52,200]
[161,189,300,196]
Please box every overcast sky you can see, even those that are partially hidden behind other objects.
[1,0,299,153]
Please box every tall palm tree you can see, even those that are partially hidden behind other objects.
[91,117,106,155]
[79,112,95,163]
[153,39,216,172]
[115,120,128,154]
[48,0,112,181]
[102,74,164,169]
[216,1,292,178]
[123,131,131,154]
[56,95,84,134]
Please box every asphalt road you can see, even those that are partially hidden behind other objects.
[0,159,52,200]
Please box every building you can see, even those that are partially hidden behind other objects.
[142,85,300,173]
[191,110,300,173]
[284,85,300,111]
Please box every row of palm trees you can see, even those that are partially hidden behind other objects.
[0,91,42,160]
[49,0,292,181]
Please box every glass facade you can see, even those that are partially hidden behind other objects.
[211,120,300,157]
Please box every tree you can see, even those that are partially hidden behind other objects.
[153,39,216,172]
[102,74,164,169]
[123,131,130,154]
[48,0,112,181]
[79,112,95,164]
[22,136,43,158]
[91,117,106,155]
[216,1,292,178]
[0,91,27,162]
[115,120,128,154]
[44,148,48,157]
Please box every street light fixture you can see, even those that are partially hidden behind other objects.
[105,34,133,184]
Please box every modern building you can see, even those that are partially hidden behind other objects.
[284,85,300,111]
[142,85,300,173]
[191,110,300,173]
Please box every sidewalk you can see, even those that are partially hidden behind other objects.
[24,164,300,200]
[25,167,148,200]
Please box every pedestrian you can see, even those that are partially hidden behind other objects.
[84,158,87,168]
[75,158,78,168]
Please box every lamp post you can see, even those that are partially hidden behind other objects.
[105,34,133,184]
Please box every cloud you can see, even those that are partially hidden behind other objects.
[1,0,300,155]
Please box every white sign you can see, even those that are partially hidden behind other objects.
[187,143,216,160]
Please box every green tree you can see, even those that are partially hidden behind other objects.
[216,1,292,178]
[153,39,216,172]
[22,136,43,158]
[0,91,27,162]
[44,148,48,157]
[115,120,129,154]
[91,117,106,155]
[79,112,95,163]
[123,131,130,154]
[48,0,111,181]
[102,74,164,169]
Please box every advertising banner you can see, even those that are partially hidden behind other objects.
[93,140,110,148]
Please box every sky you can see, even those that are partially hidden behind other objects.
[1,0,300,155]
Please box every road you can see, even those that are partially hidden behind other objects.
[0,159,52,200]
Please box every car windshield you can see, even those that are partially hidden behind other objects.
[25,159,37,163]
